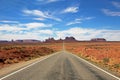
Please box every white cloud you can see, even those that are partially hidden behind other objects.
[33,18,45,21]
[0,29,54,41]
[56,27,95,39]
[55,27,120,41]
[84,17,95,20]
[102,9,120,16]
[38,30,53,35]
[23,9,61,21]
[0,25,120,41]
[0,24,26,31]
[62,6,79,13]
[23,9,47,18]
[0,22,52,32]
[0,23,53,41]
[66,17,94,25]
[37,0,59,3]
[66,19,82,26]
[46,0,59,3]
[0,20,19,23]
[0,33,41,41]
[25,22,52,28]
[112,1,120,8]
[102,1,120,16]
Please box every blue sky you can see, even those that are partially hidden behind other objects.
[0,0,120,41]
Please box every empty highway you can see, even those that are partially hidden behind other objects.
[0,51,120,80]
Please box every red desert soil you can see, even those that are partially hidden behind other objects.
[65,41,120,75]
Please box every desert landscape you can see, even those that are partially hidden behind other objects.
[65,41,120,76]
[0,40,120,78]
[0,0,120,79]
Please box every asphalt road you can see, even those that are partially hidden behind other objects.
[0,51,120,80]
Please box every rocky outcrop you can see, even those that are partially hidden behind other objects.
[64,37,77,42]
[45,37,77,43]
[91,38,106,42]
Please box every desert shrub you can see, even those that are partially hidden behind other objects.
[0,59,4,63]
[113,64,120,69]
[103,58,109,64]
[2,47,11,50]
[4,58,14,64]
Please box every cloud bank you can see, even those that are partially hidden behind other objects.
[0,24,120,41]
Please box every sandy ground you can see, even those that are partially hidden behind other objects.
[0,55,50,77]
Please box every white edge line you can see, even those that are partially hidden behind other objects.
[71,53,120,80]
[0,52,60,80]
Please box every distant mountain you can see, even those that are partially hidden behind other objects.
[15,39,40,43]
[45,36,77,43]
[0,40,9,43]
[91,38,106,42]
[0,37,108,43]
[45,38,56,43]
[64,36,77,42]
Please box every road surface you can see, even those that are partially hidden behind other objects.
[0,51,120,80]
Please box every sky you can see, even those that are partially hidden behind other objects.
[0,0,120,41]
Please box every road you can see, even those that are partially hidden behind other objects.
[0,51,120,80]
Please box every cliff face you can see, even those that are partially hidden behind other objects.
[64,37,77,42]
